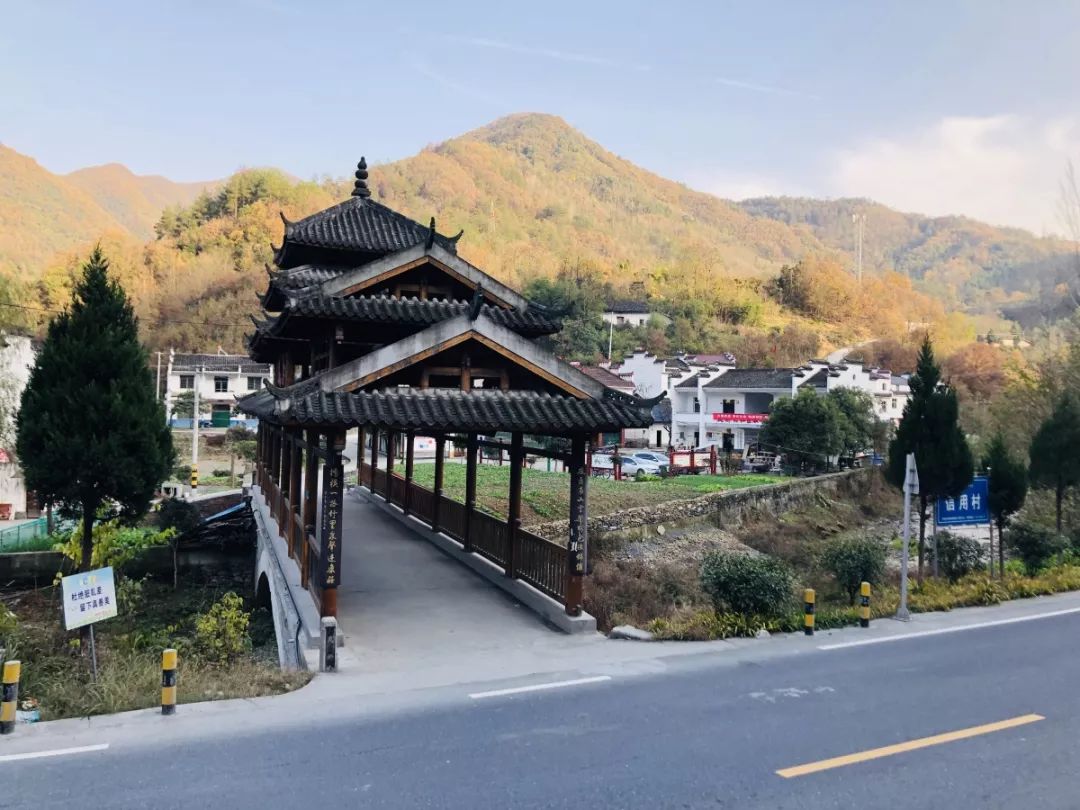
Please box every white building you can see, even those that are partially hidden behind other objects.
[165,351,271,428]
[664,357,910,452]
[0,335,35,517]
[601,300,652,328]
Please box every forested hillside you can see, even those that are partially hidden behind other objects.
[738,197,1074,317]
[65,163,212,239]
[3,113,1072,361]
[0,145,212,276]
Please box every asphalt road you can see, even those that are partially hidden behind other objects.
[9,613,1079,809]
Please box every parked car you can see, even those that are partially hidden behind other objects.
[630,451,670,474]
[631,451,668,465]
[592,454,663,477]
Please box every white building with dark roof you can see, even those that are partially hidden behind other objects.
[165,350,272,428]
[664,356,910,451]
[602,300,652,328]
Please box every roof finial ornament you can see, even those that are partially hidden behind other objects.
[468,284,484,321]
[426,216,436,250]
[351,157,371,198]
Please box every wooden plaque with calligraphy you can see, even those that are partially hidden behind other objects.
[320,461,344,588]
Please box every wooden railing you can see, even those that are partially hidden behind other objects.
[515,528,567,601]
[468,509,507,566]
[357,460,567,601]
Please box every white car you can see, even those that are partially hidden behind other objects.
[593,455,662,476]
[631,451,669,466]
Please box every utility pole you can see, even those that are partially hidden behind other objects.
[852,212,866,282]
[155,352,162,402]
[607,320,614,362]
[897,452,918,621]
[191,366,200,493]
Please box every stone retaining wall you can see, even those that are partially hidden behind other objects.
[529,469,872,550]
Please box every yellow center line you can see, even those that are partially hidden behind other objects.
[776,713,1045,779]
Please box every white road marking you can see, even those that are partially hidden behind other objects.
[819,606,1080,650]
[0,743,109,763]
[469,675,612,699]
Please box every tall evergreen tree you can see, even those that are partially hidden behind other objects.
[887,335,974,582]
[1029,393,1080,533]
[983,431,1028,575]
[16,248,174,572]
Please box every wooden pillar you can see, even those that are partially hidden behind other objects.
[287,430,302,558]
[431,435,445,534]
[403,431,415,516]
[385,431,396,503]
[254,424,263,488]
[357,426,365,483]
[710,445,717,475]
[319,429,346,618]
[269,428,280,520]
[463,433,478,552]
[301,429,320,588]
[565,435,588,616]
[278,432,291,527]
[506,432,523,579]
[280,434,293,557]
[369,426,380,494]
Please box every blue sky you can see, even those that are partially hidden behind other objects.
[3,1,1079,233]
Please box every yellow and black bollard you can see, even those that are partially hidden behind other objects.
[1,660,20,735]
[161,649,177,715]
[859,581,871,628]
[803,588,815,636]
[190,468,198,491]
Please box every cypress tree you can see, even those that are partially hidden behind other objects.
[16,248,174,572]
[1029,393,1080,534]
[983,431,1028,575]
[887,335,974,582]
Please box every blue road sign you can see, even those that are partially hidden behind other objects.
[935,477,990,526]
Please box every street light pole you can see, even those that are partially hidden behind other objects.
[897,452,918,621]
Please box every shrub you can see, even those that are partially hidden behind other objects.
[1006,521,1066,575]
[194,592,251,666]
[931,531,985,582]
[699,551,794,617]
[820,536,887,604]
[157,498,201,536]
[52,521,175,578]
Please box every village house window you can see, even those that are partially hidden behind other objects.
[178,374,194,390]
[723,399,736,414]
[692,396,700,413]
[892,398,897,409]
[247,376,262,391]
[616,316,626,325]
[214,376,229,393]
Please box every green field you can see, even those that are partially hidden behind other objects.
[409,463,786,526]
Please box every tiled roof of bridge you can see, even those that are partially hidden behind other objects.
[237,386,656,434]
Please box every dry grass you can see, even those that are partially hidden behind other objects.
[4,584,310,721]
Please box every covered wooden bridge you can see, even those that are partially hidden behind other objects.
[239,159,659,626]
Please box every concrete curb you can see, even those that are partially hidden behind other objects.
[351,486,597,635]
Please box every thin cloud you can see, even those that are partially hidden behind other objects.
[410,60,504,107]
[448,34,651,72]
[715,77,820,100]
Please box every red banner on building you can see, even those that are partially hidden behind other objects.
[710,413,767,424]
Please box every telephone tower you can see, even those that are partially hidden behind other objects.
[852,212,866,282]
